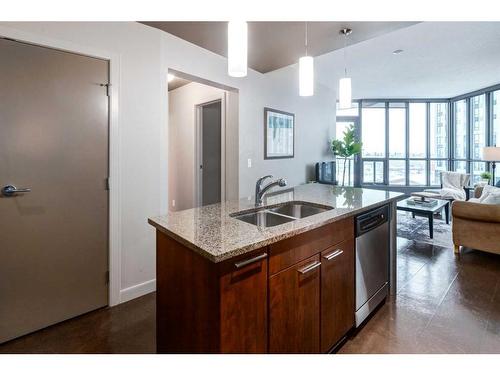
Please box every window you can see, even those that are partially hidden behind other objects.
[471,162,486,185]
[387,104,407,185]
[454,160,467,174]
[430,160,447,186]
[409,103,427,158]
[348,87,499,188]
[389,160,406,185]
[409,160,427,185]
[493,91,500,185]
[471,95,486,160]
[493,91,499,147]
[454,100,467,160]
[430,103,448,158]
[362,104,385,158]
[388,106,406,158]
[363,160,384,184]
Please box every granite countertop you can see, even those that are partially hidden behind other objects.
[148,184,404,263]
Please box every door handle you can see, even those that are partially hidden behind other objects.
[323,249,343,261]
[1,185,31,197]
[298,261,321,274]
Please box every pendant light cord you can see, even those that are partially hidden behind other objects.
[305,22,308,56]
[343,30,347,77]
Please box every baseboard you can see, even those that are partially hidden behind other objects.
[119,279,156,304]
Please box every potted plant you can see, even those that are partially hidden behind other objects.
[331,124,362,186]
[480,171,492,184]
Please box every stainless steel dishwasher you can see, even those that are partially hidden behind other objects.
[355,204,389,327]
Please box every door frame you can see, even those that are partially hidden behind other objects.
[195,97,226,207]
[0,25,122,306]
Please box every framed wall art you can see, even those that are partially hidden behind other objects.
[264,107,295,159]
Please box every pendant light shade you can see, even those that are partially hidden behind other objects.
[299,22,314,97]
[338,28,353,109]
[227,21,248,77]
[338,77,352,109]
[299,56,314,97]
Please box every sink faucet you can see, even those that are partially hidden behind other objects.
[255,175,287,207]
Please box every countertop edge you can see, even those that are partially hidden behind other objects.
[148,194,404,263]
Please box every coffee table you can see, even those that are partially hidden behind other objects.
[397,198,450,239]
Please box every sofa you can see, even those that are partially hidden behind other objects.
[452,184,500,255]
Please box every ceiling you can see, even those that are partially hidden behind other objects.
[142,21,418,73]
[313,22,500,98]
[168,76,190,91]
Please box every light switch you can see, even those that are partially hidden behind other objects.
[247,158,252,168]
[172,199,176,208]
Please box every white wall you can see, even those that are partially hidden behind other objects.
[0,22,336,304]
[237,64,336,197]
[168,82,226,211]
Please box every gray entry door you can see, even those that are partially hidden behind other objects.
[0,38,109,343]
[201,100,222,206]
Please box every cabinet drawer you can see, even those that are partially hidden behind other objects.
[269,217,353,275]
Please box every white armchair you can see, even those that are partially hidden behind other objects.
[412,171,470,202]
[426,171,470,201]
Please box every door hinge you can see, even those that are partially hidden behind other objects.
[105,177,110,191]
[105,270,110,285]
[100,83,111,97]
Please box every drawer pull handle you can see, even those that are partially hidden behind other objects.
[234,253,267,268]
[323,249,343,261]
[298,261,321,274]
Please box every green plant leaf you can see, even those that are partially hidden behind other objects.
[331,124,362,158]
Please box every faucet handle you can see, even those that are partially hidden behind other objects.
[278,178,287,187]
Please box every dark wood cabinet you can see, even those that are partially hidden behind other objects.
[269,255,321,353]
[156,216,358,353]
[219,252,268,353]
[320,239,355,352]
[156,232,268,353]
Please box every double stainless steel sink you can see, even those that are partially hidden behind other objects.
[230,201,334,228]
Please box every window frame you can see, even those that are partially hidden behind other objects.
[335,84,500,188]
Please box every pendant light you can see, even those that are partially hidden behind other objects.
[299,22,314,96]
[227,21,248,77]
[339,28,352,109]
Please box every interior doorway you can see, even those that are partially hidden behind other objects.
[197,99,223,206]
[167,70,239,211]
[0,38,109,343]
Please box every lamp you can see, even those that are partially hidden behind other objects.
[227,21,248,77]
[299,22,314,96]
[338,28,352,109]
[482,146,500,186]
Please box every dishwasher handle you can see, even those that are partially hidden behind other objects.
[356,205,389,237]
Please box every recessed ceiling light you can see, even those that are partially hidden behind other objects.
[168,73,176,82]
[392,49,404,55]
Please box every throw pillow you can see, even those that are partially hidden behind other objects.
[482,192,500,205]
[479,185,500,202]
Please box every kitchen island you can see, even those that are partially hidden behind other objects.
[148,184,403,353]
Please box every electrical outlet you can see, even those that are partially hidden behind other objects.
[247,158,252,168]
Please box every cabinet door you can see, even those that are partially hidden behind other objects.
[219,251,268,353]
[320,239,355,352]
[269,255,320,353]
